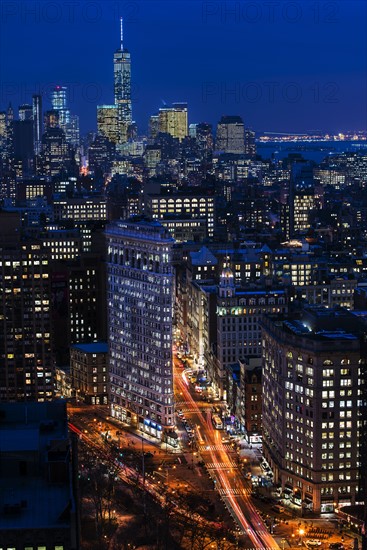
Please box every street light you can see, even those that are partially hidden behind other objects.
[299,528,305,547]
[192,451,197,469]
[156,464,176,498]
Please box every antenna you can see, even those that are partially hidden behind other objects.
[120,16,123,50]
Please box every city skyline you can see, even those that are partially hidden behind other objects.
[0,0,366,134]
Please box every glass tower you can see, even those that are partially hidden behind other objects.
[51,86,79,147]
[32,94,43,155]
[52,86,70,130]
[113,18,132,143]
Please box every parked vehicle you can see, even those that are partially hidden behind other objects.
[271,504,285,513]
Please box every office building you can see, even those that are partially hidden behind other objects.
[51,87,79,147]
[51,86,69,137]
[42,228,81,261]
[51,86,69,128]
[289,160,323,236]
[44,109,60,130]
[67,114,80,148]
[71,342,108,405]
[114,18,132,144]
[215,266,287,397]
[145,192,215,238]
[11,119,34,176]
[261,306,363,513]
[215,115,245,153]
[32,94,43,155]
[18,104,33,121]
[52,196,107,222]
[16,178,53,202]
[159,217,207,243]
[148,114,160,142]
[158,103,188,141]
[196,122,214,160]
[245,128,256,157]
[97,105,119,143]
[0,111,7,157]
[0,212,53,402]
[106,218,175,443]
[51,253,107,367]
[39,125,72,177]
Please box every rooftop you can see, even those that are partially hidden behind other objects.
[71,342,108,354]
[0,401,72,531]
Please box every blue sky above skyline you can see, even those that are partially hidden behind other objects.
[0,0,366,135]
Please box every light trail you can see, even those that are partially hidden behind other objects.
[174,363,279,549]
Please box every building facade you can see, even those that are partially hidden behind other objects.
[71,342,108,404]
[261,308,362,513]
[215,267,288,397]
[158,103,188,141]
[145,193,215,238]
[0,215,53,402]
[97,105,119,144]
[106,218,175,441]
[215,115,245,154]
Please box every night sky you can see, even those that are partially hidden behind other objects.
[0,0,366,134]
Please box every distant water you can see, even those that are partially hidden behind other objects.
[256,140,367,164]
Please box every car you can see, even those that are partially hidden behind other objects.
[306,540,322,548]
[271,505,285,513]
[329,544,344,550]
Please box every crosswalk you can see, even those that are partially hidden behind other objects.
[198,444,234,452]
[218,487,251,496]
[206,461,238,469]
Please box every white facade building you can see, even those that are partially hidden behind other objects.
[106,218,175,440]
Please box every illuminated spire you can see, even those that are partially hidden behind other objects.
[120,16,123,50]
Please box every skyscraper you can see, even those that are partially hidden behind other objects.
[97,105,119,143]
[51,86,80,147]
[261,306,363,514]
[0,212,53,402]
[52,86,70,129]
[106,218,175,442]
[32,94,43,155]
[18,104,33,121]
[158,103,188,141]
[0,111,8,159]
[114,18,132,144]
[215,115,245,153]
[68,114,80,147]
[196,122,214,160]
[39,113,73,177]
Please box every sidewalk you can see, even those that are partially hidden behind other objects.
[103,414,183,455]
[271,517,360,550]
